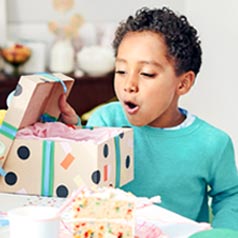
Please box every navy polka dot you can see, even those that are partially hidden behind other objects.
[119,132,124,139]
[5,172,17,185]
[103,144,109,158]
[122,126,131,128]
[125,155,131,168]
[14,84,23,96]
[17,146,30,160]
[56,185,69,198]
[91,170,101,184]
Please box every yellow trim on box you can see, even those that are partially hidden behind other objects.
[0,110,7,125]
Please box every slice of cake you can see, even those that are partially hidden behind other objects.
[72,187,135,238]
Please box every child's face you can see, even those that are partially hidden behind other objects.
[114,31,187,127]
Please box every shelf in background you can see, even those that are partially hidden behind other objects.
[0,72,115,117]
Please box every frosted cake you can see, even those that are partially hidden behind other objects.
[72,187,135,238]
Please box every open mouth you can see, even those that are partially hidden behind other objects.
[127,102,137,109]
[124,101,139,114]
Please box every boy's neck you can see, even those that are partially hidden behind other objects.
[148,109,186,128]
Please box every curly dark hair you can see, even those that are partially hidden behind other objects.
[112,7,202,76]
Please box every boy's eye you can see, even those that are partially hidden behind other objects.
[141,72,156,78]
[115,70,126,75]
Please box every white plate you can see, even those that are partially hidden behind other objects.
[0,227,9,238]
[136,204,210,238]
[153,221,210,238]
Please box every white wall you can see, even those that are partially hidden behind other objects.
[182,0,238,159]
[0,0,7,45]
[6,0,186,43]
[7,0,185,23]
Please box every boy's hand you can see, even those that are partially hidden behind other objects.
[58,94,79,125]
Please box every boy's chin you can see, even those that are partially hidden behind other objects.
[127,117,147,127]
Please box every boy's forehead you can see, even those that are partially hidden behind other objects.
[122,30,164,40]
[117,31,169,61]
[119,31,166,51]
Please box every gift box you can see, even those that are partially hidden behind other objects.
[0,73,134,197]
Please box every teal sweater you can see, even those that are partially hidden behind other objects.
[87,102,238,230]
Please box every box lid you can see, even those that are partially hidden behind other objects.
[0,72,74,170]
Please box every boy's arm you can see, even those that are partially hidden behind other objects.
[209,138,238,230]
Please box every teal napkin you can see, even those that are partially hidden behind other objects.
[189,228,238,238]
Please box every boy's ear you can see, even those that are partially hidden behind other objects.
[177,71,195,95]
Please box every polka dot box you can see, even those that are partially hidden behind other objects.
[0,73,134,198]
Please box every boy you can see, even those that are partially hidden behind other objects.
[59,7,238,230]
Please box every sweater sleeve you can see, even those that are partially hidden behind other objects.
[86,106,109,127]
[209,137,238,230]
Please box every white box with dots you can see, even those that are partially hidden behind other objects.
[0,73,134,197]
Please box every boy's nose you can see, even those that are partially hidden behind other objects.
[124,77,139,93]
[124,85,138,93]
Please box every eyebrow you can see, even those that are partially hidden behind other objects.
[115,58,163,69]
[139,60,163,69]
[115,58,126,63]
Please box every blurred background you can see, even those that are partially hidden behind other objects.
[0,0,238,160]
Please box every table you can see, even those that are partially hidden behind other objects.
[0,192,210,238]
[0,192,209,237]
